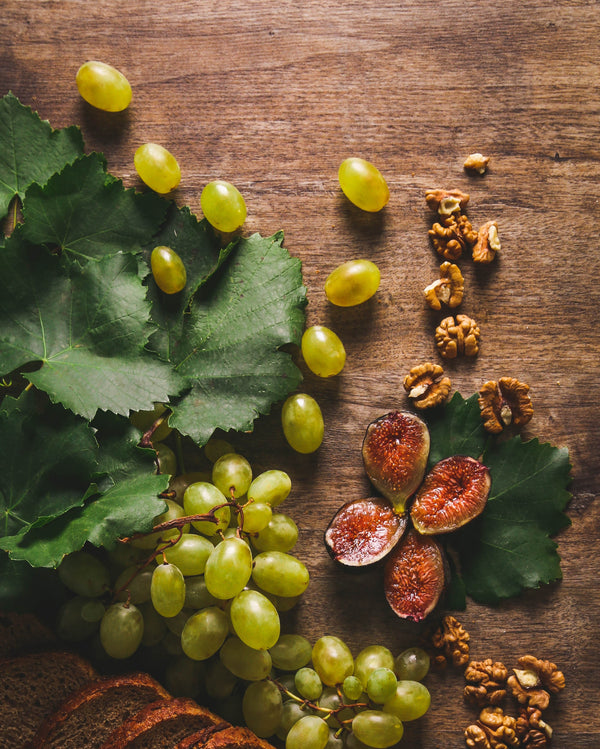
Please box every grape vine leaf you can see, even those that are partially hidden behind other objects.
[167,231,307,445]
[21,153,167,263]
[425,393,572,605]
[0,228,184,419]
[0,92,84,222]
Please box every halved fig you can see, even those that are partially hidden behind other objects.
[410,455,491,534]
[324,497,407,568]
[362,411,430,512]
[384,529,445,621]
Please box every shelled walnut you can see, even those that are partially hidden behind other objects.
[465,707,520,749]
[428,615,470,668]
[507,656,565,711]
[515,707,553,748]
[424,261,464,310]
[478,378,533,433]
[435,314,480,358]
[425,188,470,216]
[429,213,478,261]
[473,220,501,263]
[403,362,451,409]
[464,152,490,174]
[464,659,509,707]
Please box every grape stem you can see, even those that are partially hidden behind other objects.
[139,413,171,448]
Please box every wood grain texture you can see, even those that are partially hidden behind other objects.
[1,1,599,746]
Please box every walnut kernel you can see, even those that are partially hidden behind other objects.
[425,188,470,216]
[515,707,553,748]
[465,707,519,749]
[464,659,509,708]
[424,261,464,310]
[435,314,480,359]
[429,614,470,668]
[404,362,452,409]
[507,656,564,711]
[464,152,490,174]
[478,377,533,433]
[429,213,478,261]
[473,220,501,263]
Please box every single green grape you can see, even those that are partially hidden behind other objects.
[183,575,220,609]
[243,680,284,739]
[204,437,235,463]
[134,142,181,194]
[150,562,186,617]
[238,501,272,533]
[99,602,144,659]
[113,566,153,604]
[154,442,178,475]
[130,498,189,549]
[150,246,187,294]
[180,606,229,661]
[276,699,309,740]
[338,157,389,212]
[252,513,299,553]
[76,60,132,111]
[311,635,354,687]
[183,482,230,536]
[342,675,365,701]
[351,710,404,748]
[56,597,100,642]
[285,715,329,749]
[139,601,168,647]
[80,598,106,624]
[165,608,193,636]
[366,668,398,704]
[281,393,324,454]
[394,646,431,682]
[251,551,309,598]
[205,658,239,699]
[212,452,253,499]
[229,589,280,650]
[158,533,214,576]
[324,259,381,307]
[129,402,172,442]
[301,325,346,378]
[220,636,273,681]
[57,550,110,598]
[295,667,323,701]
[247,469,292,507]
[354,645,396,689]
[201,179,247,233]
[204,536,253,599]
[382,680,431,721]
[269,634,313,671]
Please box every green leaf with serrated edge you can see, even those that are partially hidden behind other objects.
[0,229,184,419]
[168,231,307,445]
[1,474,168,568]
[143,204,237,361]
[0,93,84,221]
[424,392,490,468]
[0,390,99,545]
[21,153,166,263]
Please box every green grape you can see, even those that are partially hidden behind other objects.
[220,636,273,681]
[201,179,247,233]
[138,601,167,647]
[276,699,309,740]
[318,687,354,728]
[285,715,329,749]
[184,575,219,609]
[269,634,312,671]
[229,589,280,650]
[75,60,132,112]
[338,157,389,213]
[154,442,178,475]
[204,437,235,463]
[301,325,346,378]
[134,142,181,194]
[382,680,431,721]
[342,675,364,701]
[252,513,299,553]
[113,566,153,604]
[351,710,403,748]
[366,668,398,704]
[394,646,430,682]
[162,629,184,656]
[205,658,238,699]
[311,636,354,687]
[150,562,186,617]
[247,469,292,507]
[165,654,206,699]
[183,482,230,536]
[131,498,189,549]
[212,452,253,498]
[150,246,187,294]
[295,667,323,701]
[242,680,284,739]
[58,550,110,598]
[168,471,212,504]
[238,501,272,533]
[324,730,345,749]
[204,537,253,599]
[99,603,144,659]
[107,542,147,570]
[266,592,301,612]
[159,533,214,576]
[56,596,100,642]
[281,393,324,454]
[129,403,172,442]
[80,598,106,624]
[354,645,395,689]
[165,608,193,636]
[324,259,381,307]
[180,606,229,661]
[252,551,309,598]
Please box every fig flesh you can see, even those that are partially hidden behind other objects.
[410,455,491,534]
[384,529,445,621]
[325,497,407,568]
[362,411,430,512]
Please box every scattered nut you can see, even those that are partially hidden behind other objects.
[429,214,478,261]
[464,659,509,708]
[473,220,501,263]
[515,707,553,748]
[404,362,452,409]
[424,261,464,310]
[478,378,533,433]
[428,614,470,668]
[425,188,470,216]
[435,314,480,359]
[465,707,519,749]
[464,153,490,174]
[507,656,565,710]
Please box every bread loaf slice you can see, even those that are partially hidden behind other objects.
[176,725,277,749]
[100,697,228,748]
[30,672,171,749]
[0,650,97,749]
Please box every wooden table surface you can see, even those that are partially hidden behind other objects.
[2,1,599,746]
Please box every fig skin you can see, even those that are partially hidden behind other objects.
[410,455,491,535]
[362,411,430,513]
[325,497,407,568]
[384,528,445,622]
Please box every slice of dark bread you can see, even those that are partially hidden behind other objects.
[100,697,228,748]
[177,725,277,749]
[30,672,171,749]
[0,650,97,749]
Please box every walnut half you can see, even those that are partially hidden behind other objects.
[429,213,478,261]
[478,378,533,433]
[424,261,464,310]
[425,188,470,216]
[464,152,490,174]
[404,362,452,409]
[465,707,520,749]
[464,659,509,708]
[507,655,565,711]
[435,314,481,359]
[473,220,501,263]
